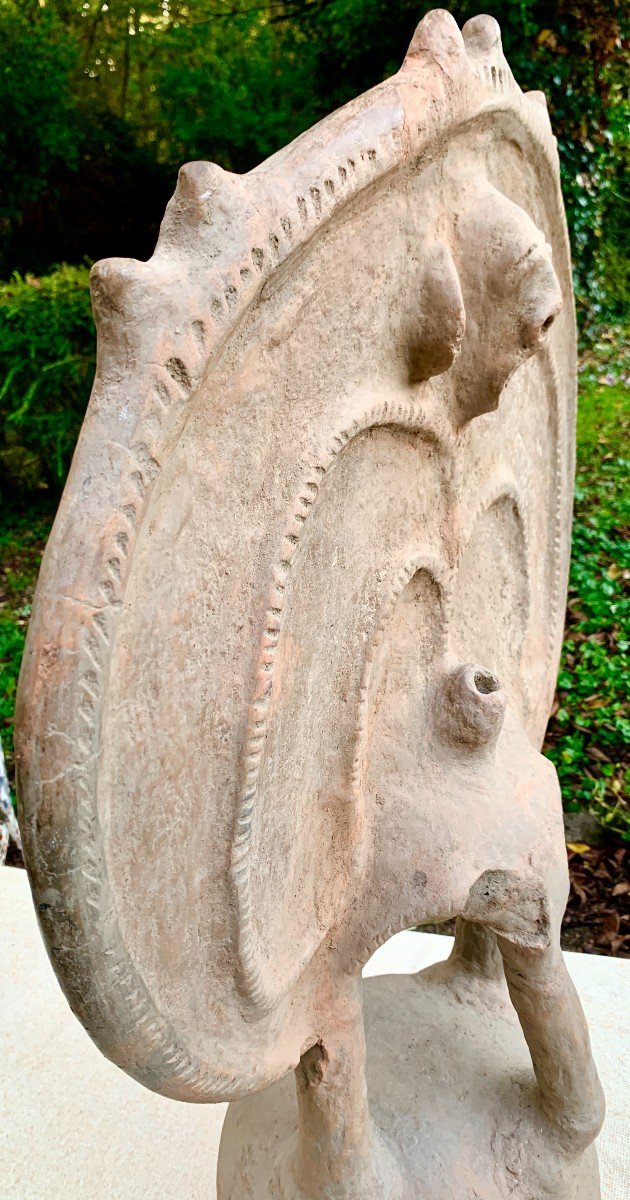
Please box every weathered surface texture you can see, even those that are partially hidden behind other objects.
[16,8,603,1198]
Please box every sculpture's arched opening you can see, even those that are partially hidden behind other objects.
[246,427,447,1005]
[366,565,446,766]
[449,493,529,716]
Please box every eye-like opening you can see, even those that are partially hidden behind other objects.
[437,664,506,750]
[541,313,555,333]
[473,670,500,695]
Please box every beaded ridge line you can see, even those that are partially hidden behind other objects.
[544,347,571,699]
[28,48,568,1099]
[233,404,449,1012]
[57,121,407,1101]
[72,343,247,1101]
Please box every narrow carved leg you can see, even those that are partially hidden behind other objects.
[449,916,503,979]
[287,977,409,1200]
[498,937,605,1152]
[462,829,605,1166]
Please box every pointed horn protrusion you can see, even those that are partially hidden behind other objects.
[90,258,150,322]
[176,160,227,207]
[462,14,503,62]
[404,9,467,75]
[159,160,252,254]
[173,160,241,224]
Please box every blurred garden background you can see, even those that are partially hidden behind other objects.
[0,1,628,949]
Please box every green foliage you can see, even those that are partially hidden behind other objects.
[0,0,174,275]
[0,502,53,783]
[544,340,629,840]
[0,265,95,495]
[0,1,626,326]
[0,2,79,229]
[151,13,318,173]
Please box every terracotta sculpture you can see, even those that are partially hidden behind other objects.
[16,11,604,1198]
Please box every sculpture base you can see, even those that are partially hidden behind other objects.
[217,955,600,1199]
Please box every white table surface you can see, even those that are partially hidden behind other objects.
[1,866,628,1199]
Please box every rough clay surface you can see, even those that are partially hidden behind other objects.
[16,8,603,1199]
[219,959,601,1200]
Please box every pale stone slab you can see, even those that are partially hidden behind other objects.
[1,868,627,1200]
[1,867,226,1200]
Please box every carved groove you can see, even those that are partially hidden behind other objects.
[351,550,451,796]
[26,46,567,1100]
[233,403,451,1012]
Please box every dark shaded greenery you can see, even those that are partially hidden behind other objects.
[0,1,627,324]
[0,500,55,785]
[0,4,78,239]
[0,266,94,495]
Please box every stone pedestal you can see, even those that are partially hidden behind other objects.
[219,950,601,1199]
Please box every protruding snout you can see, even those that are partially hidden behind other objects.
[435,662,506,752]
[449,178,564,426]
[517,245,563,353]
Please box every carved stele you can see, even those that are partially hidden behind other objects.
[16,11,603,1199]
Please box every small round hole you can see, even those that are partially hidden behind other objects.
[474,671,499,695]
[541,313,555,333]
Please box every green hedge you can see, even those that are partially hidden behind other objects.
[544,353,629,842]
[0,265,95,497]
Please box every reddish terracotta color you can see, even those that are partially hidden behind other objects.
[16,10,603,1198]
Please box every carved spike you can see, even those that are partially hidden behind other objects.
[462,14,502,63]
[90,258,149,321]
[404,9,466,73]
[161,160,251,247]
[176,160,224,206]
